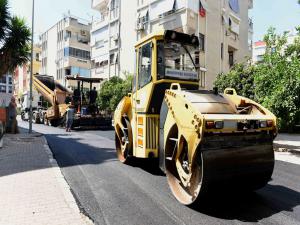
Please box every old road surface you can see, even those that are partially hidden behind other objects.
[19,120,300,225]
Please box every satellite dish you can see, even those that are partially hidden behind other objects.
[229,0,239,13]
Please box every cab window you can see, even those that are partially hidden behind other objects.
[138,42,152,89]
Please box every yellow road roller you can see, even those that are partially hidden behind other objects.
[114,30,277,205]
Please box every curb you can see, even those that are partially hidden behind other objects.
[42,136,94,225]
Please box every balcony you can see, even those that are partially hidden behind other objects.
[248,18,253,33]
[92,0,109,11]
[91,18,109,32]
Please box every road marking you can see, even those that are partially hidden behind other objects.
[275,152,300,165]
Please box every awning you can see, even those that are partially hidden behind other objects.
[137,9,149,23]
[150,0,175,20]
[222,14,229,26]
[229,13,240,35]
[200,0,209,12]
[92,53,109,64]
[139,9,148,18]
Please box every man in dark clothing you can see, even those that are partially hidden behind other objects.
[8,96,18,134]
[89,87,97,104]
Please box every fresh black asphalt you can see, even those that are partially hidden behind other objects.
[19,121,300,225]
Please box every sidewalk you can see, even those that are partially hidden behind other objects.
[274,133,300,165]
[0,131,92,225]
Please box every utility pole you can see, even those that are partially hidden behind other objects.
[29,0,35,133]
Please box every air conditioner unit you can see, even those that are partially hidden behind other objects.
[135,22,145,31]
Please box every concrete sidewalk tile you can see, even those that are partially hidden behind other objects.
[0,133,93,225]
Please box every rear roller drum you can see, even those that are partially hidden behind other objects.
[164,124,203,205]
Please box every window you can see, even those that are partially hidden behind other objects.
[111,0,115,9]
[156,40,199,81]
[65,68,71,75]
[199,33,205,52]
[138,0,144,7]
[35,53,40,61]
[8,77,12,85]
[0,76,6,84]
[133,51,137,93]
[110,53,115,65]
[64,47,69,57]
[66,30,72,39]
[64,47,90,60]
[0,85,6,93]
[157,41,165,78]
[257,55,264,62]
[229,51,234,67]
[138,42,152,89]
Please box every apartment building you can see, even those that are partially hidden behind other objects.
[91,0,253,89]
[253,29,298,64]
[91,0,136,79]
[13,45,41,97]
[252,41,266,63]
[41,15,91,89]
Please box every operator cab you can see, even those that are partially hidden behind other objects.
[133,30,200,114]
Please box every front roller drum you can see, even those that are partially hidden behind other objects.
[165,131,274,205]
[115,117,133,164]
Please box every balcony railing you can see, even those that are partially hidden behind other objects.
[92,0,109,10]
[110,8,119,20]
[92,18,109,31]
[248,18,253,33]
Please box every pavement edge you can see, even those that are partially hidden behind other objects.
[42,136,94,225]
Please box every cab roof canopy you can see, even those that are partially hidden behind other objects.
[135,30,199,48]
[65,75,103,83]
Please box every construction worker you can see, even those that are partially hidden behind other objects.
[8,96,18,134]
[66,105,75,132]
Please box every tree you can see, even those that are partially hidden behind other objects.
[214,27,300,131]
[97,74,133,113]
[0,0,31,77]
[254,27,300,131]
[214,62,256,100]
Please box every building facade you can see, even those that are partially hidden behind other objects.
[13,45,41,97]
[91,0,253,89]
[0,74,13,107]
[41,15,91,89]
[252,40,266,64]
[91,0,139,80]
[252,29,298,64]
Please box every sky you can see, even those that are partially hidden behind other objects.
[250,0,300,41]
[8,0,97,40]
[8,0,300,42]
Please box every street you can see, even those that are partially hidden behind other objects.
[18,120,300,225]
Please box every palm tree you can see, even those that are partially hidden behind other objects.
[0,0,31,78]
